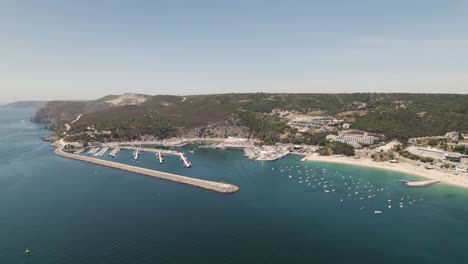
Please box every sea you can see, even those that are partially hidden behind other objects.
[1,107,468,264]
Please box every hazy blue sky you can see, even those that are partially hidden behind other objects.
[1,0,467,102]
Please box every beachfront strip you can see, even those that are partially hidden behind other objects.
[55,146,239,194]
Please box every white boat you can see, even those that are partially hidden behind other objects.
[374,210,383,214]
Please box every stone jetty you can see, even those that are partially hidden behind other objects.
[395,179,440,187]
[54,146,239,194]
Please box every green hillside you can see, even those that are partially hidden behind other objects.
[34,93,468,143]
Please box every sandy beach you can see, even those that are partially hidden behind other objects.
[305,153,468,189]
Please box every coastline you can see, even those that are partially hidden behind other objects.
[305,153,468,189]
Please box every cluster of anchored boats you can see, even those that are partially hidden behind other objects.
[272,164,425,215]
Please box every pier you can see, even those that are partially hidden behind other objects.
[54,146,239,194]
[133,148,140,161]
[179,153,192,168]
[94,147,109,157]
[157,152,164,164]
[109,147,121,157]
[120,146,180,156]
[74,149,86,154]
[301,152,313,162]
[87,147,98,154]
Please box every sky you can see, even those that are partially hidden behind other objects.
[1,0,467,102]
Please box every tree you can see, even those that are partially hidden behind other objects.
[319,141,355,156]
[331,142,355,156]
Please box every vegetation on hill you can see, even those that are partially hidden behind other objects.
[318,141,355,156]
[399,150,435,163]
[34,93,468,143]
[453,145,468,155]
[238,112,288,145]
[67,117,176,142]
[353,110,468,141]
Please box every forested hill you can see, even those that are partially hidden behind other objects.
[33,93,468,143]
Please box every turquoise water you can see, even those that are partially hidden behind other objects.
[1,108,468,264]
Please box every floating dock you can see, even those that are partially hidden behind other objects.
[74,149,86,154]
[109,147,121,157]
[301,152,313,162]
[87,148,97,154]
[54,146,238,194]
[91,148,100,154]
[133,148,140,161]
[121,146,180,156]
[157,152,164,164]
[94,147,109,157]
[179,153,192,168]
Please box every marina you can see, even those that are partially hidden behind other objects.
[81,145,194,168]
[54,145,238,194]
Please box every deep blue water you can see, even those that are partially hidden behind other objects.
[1,108,468,264]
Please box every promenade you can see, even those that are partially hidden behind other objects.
[54,147,239,194]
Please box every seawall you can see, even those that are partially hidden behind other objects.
[54,147,239,194]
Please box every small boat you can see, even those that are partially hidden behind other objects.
[374,210,383,214]
[25,248,30,254]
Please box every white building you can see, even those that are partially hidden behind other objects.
[288,116,339,131]
[445,131,459,141]
[337,130,377,145]
[326,130,379,148]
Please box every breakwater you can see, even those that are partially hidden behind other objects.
[394,179,440,187]
[54,147,239,194]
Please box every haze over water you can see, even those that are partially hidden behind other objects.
[1,108,468,264]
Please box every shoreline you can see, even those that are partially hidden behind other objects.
[55,131,468,189]
[304,154,468,189]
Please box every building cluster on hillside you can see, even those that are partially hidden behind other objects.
[405,146,468,173]
[271,108,290,117]
[287,116,343,132]
[243,145,290,161]
[326,130,382,148]
[406,146,468,162]
[445,131,460,141]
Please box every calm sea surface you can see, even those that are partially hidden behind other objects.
[1,108,468,264]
